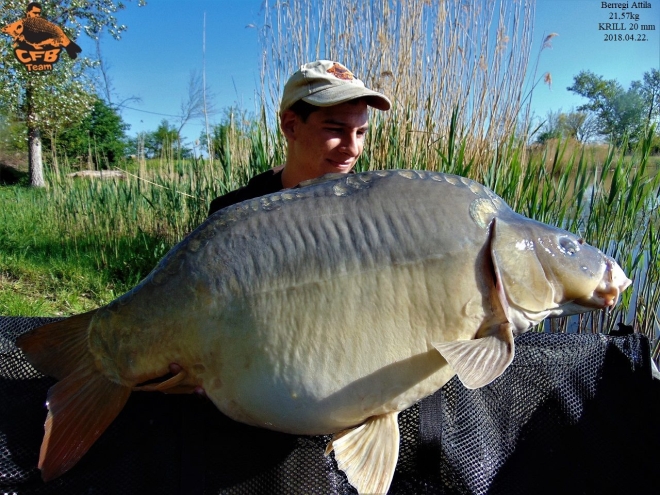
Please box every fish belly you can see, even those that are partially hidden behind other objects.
[198,255,487,435]
[91,171,497,434]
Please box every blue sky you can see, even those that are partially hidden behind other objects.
[532,0,659,119]
[73,0,660,145]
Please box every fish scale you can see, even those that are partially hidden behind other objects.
[22,17,65,43]
[17,170,631,494]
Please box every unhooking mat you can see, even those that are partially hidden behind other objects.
[1,316,658,494]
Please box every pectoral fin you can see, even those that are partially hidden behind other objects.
[433,323,515,389]
[326,412,400,495]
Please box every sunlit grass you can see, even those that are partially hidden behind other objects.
[0,0,658,361]
[0,185,161,315]
[1,125,658,361]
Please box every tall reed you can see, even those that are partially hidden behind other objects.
[32,126,660,356]
[257,0,535,173]
[4,0,658,359]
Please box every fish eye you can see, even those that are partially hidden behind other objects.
[559,237,580,255]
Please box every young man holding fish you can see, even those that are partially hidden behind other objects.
[15,54,635,494]
[208,59,391,215]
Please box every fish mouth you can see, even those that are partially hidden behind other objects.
[589,257,632,309]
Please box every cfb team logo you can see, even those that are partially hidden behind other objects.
[1,2,82,72]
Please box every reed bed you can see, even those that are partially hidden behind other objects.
[258,0,535,173]
[1,0,658,361]
[3,123,654,361]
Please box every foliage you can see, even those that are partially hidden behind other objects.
[631,68,660,129]
[0,185,159,315]
[0,0,135,121]
[0,111,26,152]
[45,98,130,168]
[126,120,195,160]
[258,0,536,172]
[567,70,655,147]
[0,55,97,141]
[536,109,599,144]
[203,107,253,161]
[151,120,181,158]
[0,0,145,185]
[1,0,146,42]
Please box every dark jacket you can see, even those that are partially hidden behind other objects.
[208,169,284,217]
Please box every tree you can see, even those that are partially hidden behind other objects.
[204,107,253,163]
[25,61,98,175]
[631,68,660,130]
[567,70,647,147]
[536,108,597,144]
[536,110,563,144]
[607,90,646,147]
[0,54,96,185]
[47,98,130,169]
[172,70,215,157]
[153,120,179,158]
[561,111,599,143]
[134,120,195,159]
[0,0,145,187]
[177,72,204,140]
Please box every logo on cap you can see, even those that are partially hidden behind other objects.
[326,62,354,81]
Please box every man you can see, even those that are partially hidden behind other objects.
[208,60,391,216]
[26,2,42,17]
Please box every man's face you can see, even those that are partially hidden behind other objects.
[27,7,41,17]
[284,100,369,178]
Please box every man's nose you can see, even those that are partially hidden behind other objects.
[341,133,360,156]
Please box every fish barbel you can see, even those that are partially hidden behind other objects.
[18,170,631,493]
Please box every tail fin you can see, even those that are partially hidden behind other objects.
[17,310,97,380]
[64,40,82,59]
[17,310,132,481]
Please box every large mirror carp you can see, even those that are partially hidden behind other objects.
[18,170,631,494]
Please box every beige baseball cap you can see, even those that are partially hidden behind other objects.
[279,60,391,113]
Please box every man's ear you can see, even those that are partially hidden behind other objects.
[280,109,297,140]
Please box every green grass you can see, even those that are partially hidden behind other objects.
[0,185,163,315]
[1,127,659,365]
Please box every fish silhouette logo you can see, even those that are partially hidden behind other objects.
[326,62,354,81]
[1,2,82,72]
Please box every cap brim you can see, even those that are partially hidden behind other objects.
[302,85,391,111]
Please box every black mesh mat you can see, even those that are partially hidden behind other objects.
[1,316,658,494]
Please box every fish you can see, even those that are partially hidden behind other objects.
[17,170,631,494]
[3,16,82,59]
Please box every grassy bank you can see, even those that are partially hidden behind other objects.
[0,184,167,315]
[1,131,659,363]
